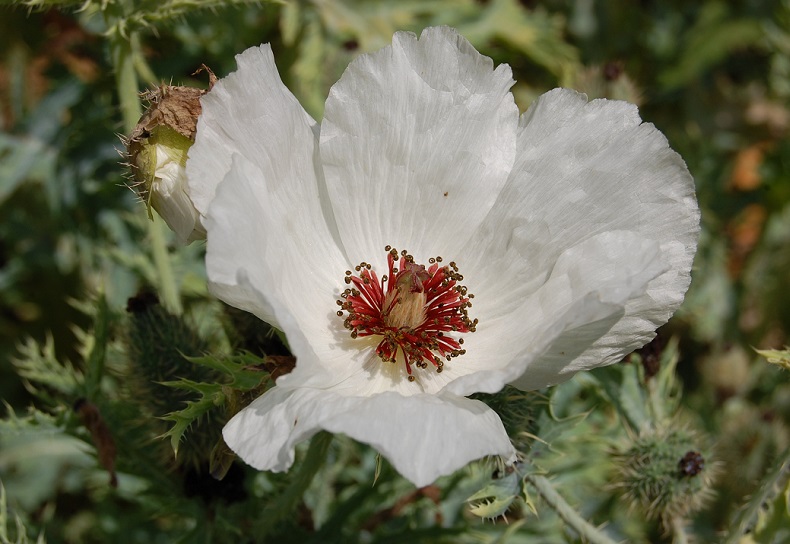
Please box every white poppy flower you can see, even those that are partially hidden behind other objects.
[186,27,699,487]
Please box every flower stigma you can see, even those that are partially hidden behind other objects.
[336,246,477,382]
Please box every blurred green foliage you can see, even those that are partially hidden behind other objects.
[1,0,789,542]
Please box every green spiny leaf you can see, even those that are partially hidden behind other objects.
[725,446,790,543]
[592,363,650,433]
[467,471,520,520]
[182,353,267,391]
[160,385,225,456]
[159,353,267,456]
[468,496,515,520]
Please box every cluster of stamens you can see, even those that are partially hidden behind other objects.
[336,246,477,382]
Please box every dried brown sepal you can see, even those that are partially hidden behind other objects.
[193,63,218,91]
[126,66,216,201]
[130,83,205,144]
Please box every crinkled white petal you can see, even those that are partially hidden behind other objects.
[321,26,518,265]
[192,44,348,330]
[205,155,348,358]
[223,386,514,487]
[187,45,331,223]
[453,88,698,391]
[443,230,668,396]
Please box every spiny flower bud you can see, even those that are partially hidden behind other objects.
[126,69,216,244]
[124,291,223,470]
[612,428,715,523]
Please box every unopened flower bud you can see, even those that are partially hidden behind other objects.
[124,291,223,470]
[126,70,215,244]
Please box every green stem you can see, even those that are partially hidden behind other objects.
[525,474,619,544]
[110,30,141,133]
[256,432,333,535]
[108,21,182,315]
[131,32,158,86]
[149,214,183,315]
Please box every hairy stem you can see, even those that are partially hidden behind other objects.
[131,32,158,86]
[525,474,619,544]
[110,30,141,133]
[670,516,689,544]
[148,214,183,315]
[108,16,182,315]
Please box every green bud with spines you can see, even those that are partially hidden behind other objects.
[613,427,715,523]
[124,292,224,470]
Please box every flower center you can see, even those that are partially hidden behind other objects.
[336,246,477,382]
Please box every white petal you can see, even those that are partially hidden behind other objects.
[223,386,514,487]
[189,46,359,385]
[508,231,670,389]
[321,392,515,487]
[320,26,518,265]
[223,387,330,473]
[444,230,668,396]
[187,44,340,250]
[455,88,698,391]
[205,155,347,365]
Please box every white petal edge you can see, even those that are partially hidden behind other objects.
[321,26,519,266]
[223,386,515,487]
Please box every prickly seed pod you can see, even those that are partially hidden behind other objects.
[124,291,223,470]
[125,292,213,409]
[126,68,216,244]
[613,428,715,522]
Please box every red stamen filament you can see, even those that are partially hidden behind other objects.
[336,246,477,382]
